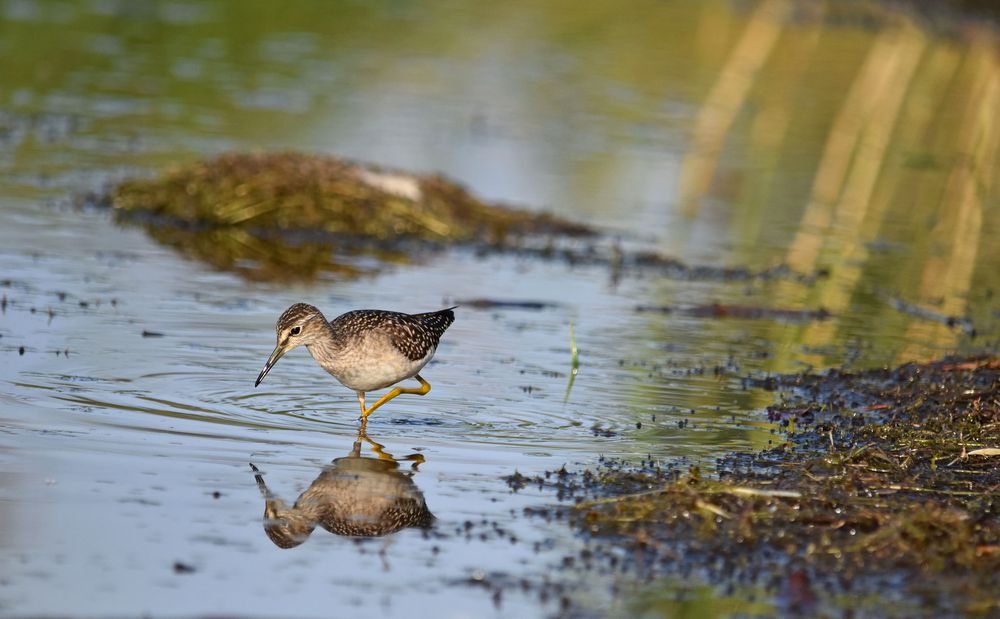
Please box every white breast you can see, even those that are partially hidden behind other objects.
[309,332,435,393]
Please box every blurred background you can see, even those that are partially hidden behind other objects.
[0,0,998,617]
[4,0,998,363]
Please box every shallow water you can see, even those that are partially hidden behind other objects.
[1,1,998,617]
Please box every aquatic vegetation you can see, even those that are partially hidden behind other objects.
[513,357,1000,614]
[563,320,579,403]
[111,151,596,241]
[103,152,594,281]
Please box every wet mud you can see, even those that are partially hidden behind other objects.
[507,356,1000,616]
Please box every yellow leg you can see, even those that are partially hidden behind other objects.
[355,428,394,461]
[354,427,425,466]
[361,374,431,420]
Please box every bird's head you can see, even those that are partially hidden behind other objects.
[255,303,327,387]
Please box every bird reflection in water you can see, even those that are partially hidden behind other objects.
[250,430,433,548]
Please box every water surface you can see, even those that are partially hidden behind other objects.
[1,0,998,616]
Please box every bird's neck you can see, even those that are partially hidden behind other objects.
[305,319,346,359]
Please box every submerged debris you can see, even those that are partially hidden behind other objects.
[514,356,1000,614]
[636,303,832,322]
[454,298,560,311]
[882,293,976,335]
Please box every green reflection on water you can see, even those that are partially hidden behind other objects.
[618,579,775,619]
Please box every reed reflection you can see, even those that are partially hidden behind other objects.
[250,430,432,547]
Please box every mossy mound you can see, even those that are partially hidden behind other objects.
[104,151,591,281]
[110,151,590,242]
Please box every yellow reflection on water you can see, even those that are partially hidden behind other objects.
[676,2,998,366]
[679,0,794,212]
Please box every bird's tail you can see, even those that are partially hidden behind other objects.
[417,306,457,333]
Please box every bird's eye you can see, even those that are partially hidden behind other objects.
[290,326,301,336]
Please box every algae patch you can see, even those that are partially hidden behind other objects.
[110,151,588,241]
[104,151,591,281]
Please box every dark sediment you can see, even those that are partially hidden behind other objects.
[510,356,1000,615]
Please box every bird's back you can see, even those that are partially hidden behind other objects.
[330,307,456,362]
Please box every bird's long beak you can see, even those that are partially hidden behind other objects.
[255,345,286,387]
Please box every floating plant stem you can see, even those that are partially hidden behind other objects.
[564,320,579,403]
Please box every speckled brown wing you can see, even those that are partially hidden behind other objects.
[331,308,456,362]
[388,307,456,361]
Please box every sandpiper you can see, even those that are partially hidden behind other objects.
[255,303,455,421]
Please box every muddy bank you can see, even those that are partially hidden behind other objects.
[508,357,1000,615]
